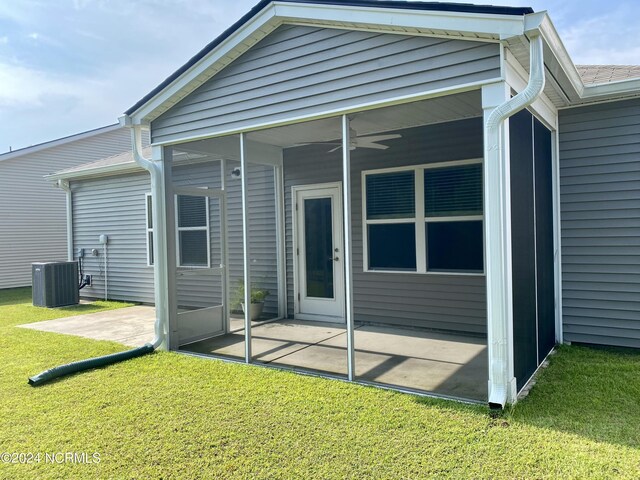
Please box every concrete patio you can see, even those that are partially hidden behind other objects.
[19,306,156,347]
[20,306,487,401]
[183,320,488,401]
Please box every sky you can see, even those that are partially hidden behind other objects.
[0,0,638,152]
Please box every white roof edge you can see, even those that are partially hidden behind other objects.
[123,2,640,125]
[45,161,144,182]
[0,124,121,162]
[125,2,526,125]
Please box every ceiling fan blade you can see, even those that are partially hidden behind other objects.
[359,142,390,150]
[291,141,341,148]
[359,134,402,143]
[328,145,342,153]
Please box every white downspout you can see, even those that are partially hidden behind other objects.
[57,179,74,262]
[486,34,545,408]
[131,125,166,350]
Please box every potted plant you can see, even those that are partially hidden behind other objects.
[232,280,269,321]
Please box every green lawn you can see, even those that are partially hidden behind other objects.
[0,287,638,479]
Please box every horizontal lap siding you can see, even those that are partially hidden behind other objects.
[284,118,487,335]
[71,159,279,316]
[72,173,154,303]
[0,128,133,289]
[151,25,500,144]
[559,98,640,348]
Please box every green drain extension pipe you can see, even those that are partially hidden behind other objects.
[29,125,167,387]
[28,344,155,386]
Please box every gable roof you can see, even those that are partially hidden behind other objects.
[577,65,640,85]
[125,0,532,117]
[121,0,533,124]
[0,124,121,163]
[122,0,640,129]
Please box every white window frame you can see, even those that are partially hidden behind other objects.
[145,192,154,267]
[174,193,211,269]
[362,158,484,276]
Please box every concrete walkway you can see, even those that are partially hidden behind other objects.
[19,306,156,347]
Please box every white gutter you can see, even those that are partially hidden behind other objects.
[56,179,74,262]
[130,125,167,350]
[485,33,545,408]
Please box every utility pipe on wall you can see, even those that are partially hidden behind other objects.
[57,179,74,262]
[485,34,545,408]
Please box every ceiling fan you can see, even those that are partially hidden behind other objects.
[294,127,401,153]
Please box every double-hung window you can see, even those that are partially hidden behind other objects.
[145,193,211,268]
[363,159,483,274]
[145,193,154,266]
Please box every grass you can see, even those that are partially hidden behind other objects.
[0,287,639,479]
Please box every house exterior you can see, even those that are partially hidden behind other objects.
[0,125,138,289]
[51,0,640,406]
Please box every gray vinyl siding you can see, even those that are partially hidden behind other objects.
[284,118,487,335]
[172,160,279,316]
[151,25,500,144]
[71,172,154,303]
[559,98,640,348]
[69,159,279,316]
[0,127,133,289]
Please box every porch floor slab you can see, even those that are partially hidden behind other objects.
[182,320,487,401]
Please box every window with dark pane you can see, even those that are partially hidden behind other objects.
[146,195,153,229]
[366,171,415,220]
[368,223,416,271]
[178,195,207,228]
[148,232,154,265]
[427,221,483,272]
[425,164,482,217]
[179,230,208,267]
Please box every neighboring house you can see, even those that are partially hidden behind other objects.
[0,125,140,289]
[50,0,640,406]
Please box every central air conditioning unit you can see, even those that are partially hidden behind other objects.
[32,261,79,308]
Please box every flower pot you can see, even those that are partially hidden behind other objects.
[241,302,264,321]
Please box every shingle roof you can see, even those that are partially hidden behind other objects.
[577,65,640,85]
[51,147,150,177]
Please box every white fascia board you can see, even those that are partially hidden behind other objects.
[581,77,640,99]
[126,2,525,126]
[128,6,280,125]
[504,49,557,130]
[45,163,144,182]
[273,2,525,38]
[0,124,121,162]
[526,13,584,97]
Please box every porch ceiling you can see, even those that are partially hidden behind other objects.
[172,90,482,159]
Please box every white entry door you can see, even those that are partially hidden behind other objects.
[294,183,345,322]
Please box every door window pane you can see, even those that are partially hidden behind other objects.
[368,223,416,271]
[304,197,334,299]
[178,195,207,228]
[427,221,483,272]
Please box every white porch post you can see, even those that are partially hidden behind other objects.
[482,82,517,406]
[240,133,252,362]
[274,163,287,319]
[153,144,176,350]
[342,115,355,381]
